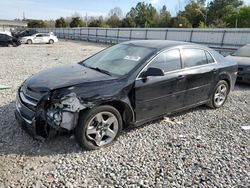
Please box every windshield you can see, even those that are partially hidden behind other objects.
[80,44,155,76]
[233,45,250,57]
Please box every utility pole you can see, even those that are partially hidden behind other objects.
[23,11,26,20]
[235,18,238,28]
[85,12,88,27]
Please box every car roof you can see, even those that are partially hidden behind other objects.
[123,40,195,50]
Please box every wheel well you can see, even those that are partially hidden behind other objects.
[221,78,231,91]
[219,73,231,91]
[100,101,134,128]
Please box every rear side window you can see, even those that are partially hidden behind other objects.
[182,48,207,68]
[149,49,182,72]
[205,51,215,63]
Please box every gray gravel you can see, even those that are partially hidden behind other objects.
[0,40,250,187]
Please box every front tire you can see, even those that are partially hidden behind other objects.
[75,105,123,150]
[49,39,54,44]
[207,80,229,108]
[27,39,32,44]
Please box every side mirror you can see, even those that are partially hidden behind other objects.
[140,67,164,78]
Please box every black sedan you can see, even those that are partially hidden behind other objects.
[15,40,237,150]
[226,44,250,83]
[0,33,21,47]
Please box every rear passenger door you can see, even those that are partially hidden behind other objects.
[180,48,216,107]
[42,34,50,43]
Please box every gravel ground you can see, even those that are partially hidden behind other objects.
[0,40,249,188]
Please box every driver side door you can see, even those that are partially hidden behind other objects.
[33,34,43,43]
[134,49,186,121]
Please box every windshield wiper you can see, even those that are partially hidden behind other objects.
[85,65,112,76]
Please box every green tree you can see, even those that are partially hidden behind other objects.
[125,2,157,27]
[69,17,84,28]
[106,15,121,27]
[88,17,104,27]
[207,0,243,26]
[122,8,137,27]
[158,5,171,27]
[226,6,250,28]
[44,20,55,27]
[171,16,192,28]
[181,1,205,28]
[27,20,45,28]
[55,17,67,28]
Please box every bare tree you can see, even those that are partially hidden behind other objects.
[108,7,123,19]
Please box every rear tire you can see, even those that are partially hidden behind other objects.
[27,39,32,44]
[75,105,123,150]
[49,39,54,44]
[207,80,229,109]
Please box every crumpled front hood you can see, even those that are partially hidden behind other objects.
[24,64,114,92]
[226,55,250,66]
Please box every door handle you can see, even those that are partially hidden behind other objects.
[177,75,185,80]
[212,68,218,73]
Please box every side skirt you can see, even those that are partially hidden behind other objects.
[130,99,210,128]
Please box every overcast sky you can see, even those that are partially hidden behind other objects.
[1,0,250,20]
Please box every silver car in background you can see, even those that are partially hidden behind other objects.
[226,44,250,83]
[20,33,58,44]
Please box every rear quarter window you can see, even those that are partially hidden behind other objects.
[205,51,215,63]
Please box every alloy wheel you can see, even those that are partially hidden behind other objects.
[86,111,119,146]
[214,84,227,106]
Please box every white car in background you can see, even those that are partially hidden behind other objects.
[20,33,58,44]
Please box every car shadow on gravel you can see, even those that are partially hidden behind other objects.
[0,101,207,156]
[235,82,250,90]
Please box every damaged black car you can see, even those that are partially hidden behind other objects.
[15,40,237,150]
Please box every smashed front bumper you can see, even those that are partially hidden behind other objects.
[15,87,87,138]
[15,92,37,137]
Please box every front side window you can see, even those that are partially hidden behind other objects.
[36,34,43,37]
[182,48,208,68]
[149,49,182,72]
[81,44,155,76]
